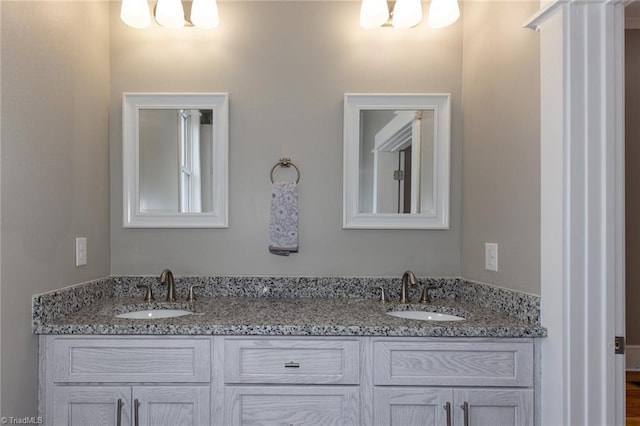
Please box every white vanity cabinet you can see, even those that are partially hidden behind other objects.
[371,339,535,426]
[218,337,361,426]
[39,336,212,426]
[39,335,537,426]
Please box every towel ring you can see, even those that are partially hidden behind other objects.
[270,158,300,184]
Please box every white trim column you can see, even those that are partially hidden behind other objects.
[0,0,3,417]
[527,1,626,425]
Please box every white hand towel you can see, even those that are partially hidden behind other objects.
[269,182,299,256]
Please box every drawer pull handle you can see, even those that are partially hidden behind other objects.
[461,401,469,426]
[284,361,300,368]
[134,398,141,426]
[117,399,124,426]
[444,402,452,426]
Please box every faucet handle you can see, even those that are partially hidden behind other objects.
[136,284,154,303]
[370,286,388,303]
[186,285,203,303]
[419,284,439,304]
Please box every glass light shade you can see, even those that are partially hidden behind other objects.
[191,0,220,28]
[427,0,460,28]
[120,0,152,28]
[155,0,185,29]
[392,0,423,29]
[360,0,389,29]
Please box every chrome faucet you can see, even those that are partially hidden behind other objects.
[400,271,418,303]
[159,269,176,302]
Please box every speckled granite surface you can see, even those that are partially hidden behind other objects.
[33,276,545,337]
[32,277,114,330]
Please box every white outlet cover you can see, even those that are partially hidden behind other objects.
[485,242,498,272]
[75,237,87,267]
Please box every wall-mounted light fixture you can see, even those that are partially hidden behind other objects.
[360,0,459,29]
[360,0,390,28]
[120,0,219,29]
[427,0,460,28]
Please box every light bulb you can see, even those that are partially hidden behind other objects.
[427,0,460,28]
[360,0,389,29]
[392,0,423,29]
[120,0,152,28]
[155,0,185,29]
[191,0,220,28]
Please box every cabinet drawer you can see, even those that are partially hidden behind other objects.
[224,338,360,384]
[224,386,359,426]
[373,339,533,387]
[49,336,211,383]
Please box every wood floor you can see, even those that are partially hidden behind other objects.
[628,372,640,425]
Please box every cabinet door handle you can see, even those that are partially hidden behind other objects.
[284,361,300,368]
[134,398,141,426]
[116,399,124,426]
[443,402,452,426]
[460,401,470,426]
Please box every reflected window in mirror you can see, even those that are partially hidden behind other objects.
[138,109,214,214]
[344,94,450,229]
[123,93,228,228]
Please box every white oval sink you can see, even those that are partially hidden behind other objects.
[387,311,465,321]
[116,309,192,319]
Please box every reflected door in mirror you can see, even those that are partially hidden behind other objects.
[359,109,435,215]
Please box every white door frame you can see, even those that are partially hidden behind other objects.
[527,1,626,425]
[0,1,3,417]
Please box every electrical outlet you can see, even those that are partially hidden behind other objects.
[75,237,87,267]
[485,242,498,272]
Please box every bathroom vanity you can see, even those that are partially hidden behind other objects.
[34,276,545,426]
[40,335,534,426]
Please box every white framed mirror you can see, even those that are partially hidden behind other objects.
[123,93,229,228]
[343,93,450,229]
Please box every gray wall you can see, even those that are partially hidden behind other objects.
[0,0,542,413]
[0,1,110,415]
[460,1,540,294]
[626,29,640,346]
[109,1,464,277]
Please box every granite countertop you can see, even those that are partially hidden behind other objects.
[35,295,547,338]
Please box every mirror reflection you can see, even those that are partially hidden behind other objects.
[359,109,434,214]
[139,108,214,214]
[343,93,450,229]
[123,92,228,228]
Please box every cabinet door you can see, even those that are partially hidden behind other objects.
[52,386,131,426]
[373,388,452,426]
[454,389,533,426]
[133,386,210,426]
[225,386,359,426]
